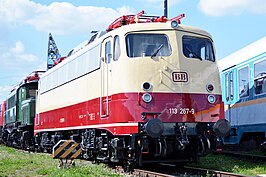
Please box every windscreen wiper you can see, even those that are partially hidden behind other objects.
[185,47,202,60]
[151,44,164,58]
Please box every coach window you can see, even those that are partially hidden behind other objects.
[105,41,111,64]
[113,35,121,61]
[182,36,215,62]
[238,66,249,98]
[254,59,266,94]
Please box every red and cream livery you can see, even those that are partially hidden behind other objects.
[34,11,230,167]
[0,101,6,141]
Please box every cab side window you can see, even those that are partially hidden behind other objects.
[105,41,111,64]
[113,35,121,61]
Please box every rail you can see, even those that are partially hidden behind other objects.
[213,150,266,163]
[112,164,253,177]
[183,166,252,177]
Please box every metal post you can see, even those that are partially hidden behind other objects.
[164,0,168,18]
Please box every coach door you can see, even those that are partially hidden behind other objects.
[100,37,112,118]
[224,70,235,124]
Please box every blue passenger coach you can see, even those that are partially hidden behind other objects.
[218,37,266,151]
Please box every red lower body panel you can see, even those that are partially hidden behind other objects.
[34,92,222,135]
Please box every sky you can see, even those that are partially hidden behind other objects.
[0,0,266,102]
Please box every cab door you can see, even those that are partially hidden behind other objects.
[100,37,112,118]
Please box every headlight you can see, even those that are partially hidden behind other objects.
[206,84,214,92]
[142,82,152,91]
[142,93,152,103]
[207,95,216,104]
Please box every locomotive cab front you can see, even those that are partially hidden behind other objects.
[102,20,230,164]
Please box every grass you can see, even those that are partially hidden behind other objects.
[189,153,266,176]
[0,145,122,177]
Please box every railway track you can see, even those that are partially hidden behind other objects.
[112,164,253,177]
[181,166,252,177]
[132,169,176,177]
[213,150,266,163]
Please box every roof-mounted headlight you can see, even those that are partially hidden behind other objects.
[171,20,178,28]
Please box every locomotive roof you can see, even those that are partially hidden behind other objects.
[110,22,212,39]
[42,22,213,78]
[218,36,266,72]
[6,71,44,98]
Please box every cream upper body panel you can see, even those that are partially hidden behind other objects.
[37,22,220,113]
[109,22,220,94]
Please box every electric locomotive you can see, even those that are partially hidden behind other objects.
[34,11,230,167]
[2,71,44,148]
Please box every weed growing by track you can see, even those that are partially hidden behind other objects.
[0,145,121,177]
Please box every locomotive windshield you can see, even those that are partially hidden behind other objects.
[126,34,171,58]
[182,35,215,62]
[27,88,36,98]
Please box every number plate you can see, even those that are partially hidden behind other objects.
[169,108,195,115]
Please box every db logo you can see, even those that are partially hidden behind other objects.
[172,72,188,82]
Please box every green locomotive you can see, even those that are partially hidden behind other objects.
[2,71,44,149]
